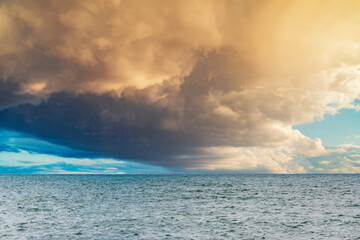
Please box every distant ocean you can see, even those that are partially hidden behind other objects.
[0,174,359,239]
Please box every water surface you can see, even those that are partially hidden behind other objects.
[0,174,359,239]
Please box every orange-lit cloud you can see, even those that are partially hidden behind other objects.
[1,0,360,172]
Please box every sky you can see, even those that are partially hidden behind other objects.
[0,0,360,174]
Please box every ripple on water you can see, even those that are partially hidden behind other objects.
[0,174,359,239]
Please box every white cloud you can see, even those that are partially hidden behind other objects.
[319,160,331,165]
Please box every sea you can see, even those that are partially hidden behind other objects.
[0,174,359,239]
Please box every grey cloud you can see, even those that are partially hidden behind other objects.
[0,52,327,169]
[0,91,191,167]
[1,0,360,172]
[0,78,37,109]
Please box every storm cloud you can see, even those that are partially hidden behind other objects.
[1,0,360,172]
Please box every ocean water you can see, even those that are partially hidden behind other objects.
[0,175,359,239]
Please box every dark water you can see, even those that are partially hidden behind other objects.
[0,174,359,239]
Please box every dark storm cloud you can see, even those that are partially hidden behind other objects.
[0,53,273,167]
[1,0,360,172]
[0,49,357,170]
[0,78,36,109]
[0,52,327,168]
[0,91,194,167]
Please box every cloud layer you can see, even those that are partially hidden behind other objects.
[1,0,360,172]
